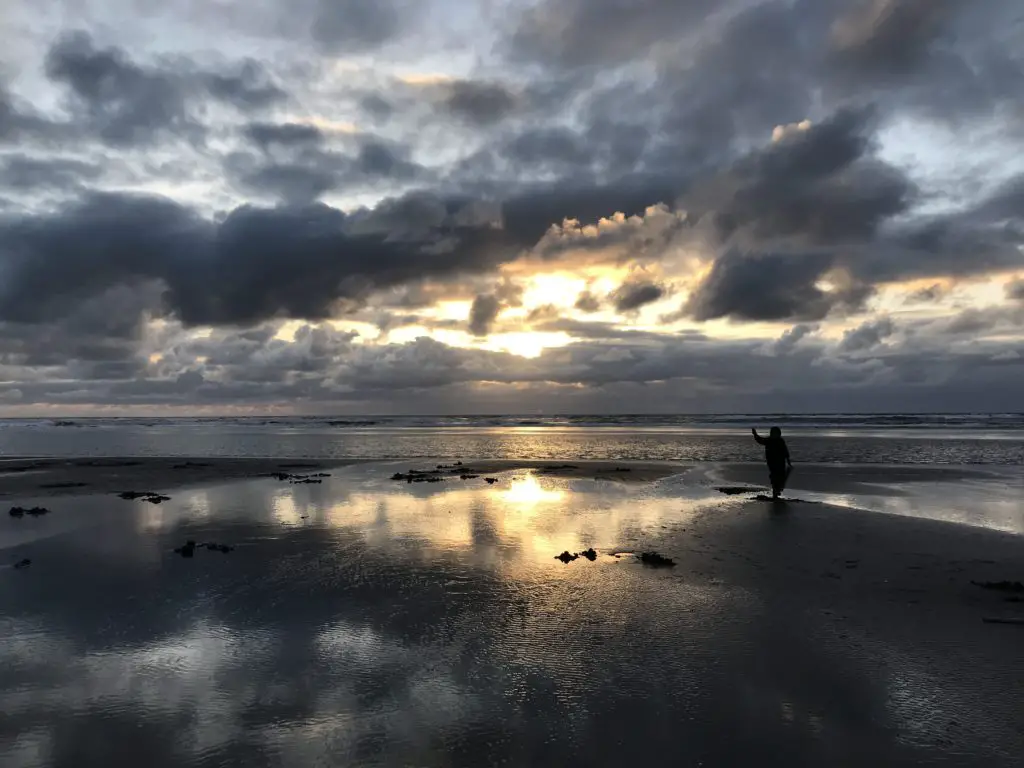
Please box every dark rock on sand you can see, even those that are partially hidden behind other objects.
[555,548,598,563]
[14,558,32,569]
[485,477,499,485]
[40,481,89,489]
[118,491,170,503]
[391,469,447,483]
[174,540,197,558]
[204,542,235,553]
[274,471,332,482]
[9,506,50,518]
[972,580,1024,593]
[639,552,676,568]
[460,474,480,480]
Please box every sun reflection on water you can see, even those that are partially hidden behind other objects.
[499,475,565,507]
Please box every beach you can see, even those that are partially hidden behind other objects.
[2,449,1023,767]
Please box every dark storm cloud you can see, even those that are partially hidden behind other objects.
[0,284,159,381]
[679,108,1024,322]
[32,31,284,148]
[609,281,666,313]
[686,247,860,323]
[678,111,900,321]
[830,0,962,77]
[0,189,514,327]
[689,107,913,245]
[468,294,501,337]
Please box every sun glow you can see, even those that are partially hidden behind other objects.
[482,332,573,359]
[500,475,565,507]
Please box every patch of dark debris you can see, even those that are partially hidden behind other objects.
[117,492,171,504]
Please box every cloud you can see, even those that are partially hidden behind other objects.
[468,294,501,337]
[772,323,818,355]
[0,155,103,191]
[574,291,602,313]
[1007,280,1024,301]
[609,280,666,313]
[508,0,726,69]
[225,135,425,202]
[0,190,512,327]
[243,122,325,149]
[440,80,519,125]
[1,2,1023,411]
[905,283,947,304]
[838,316,895,353]
[13,32,287,150]
[686,247,857,322]
[309,0,404,52]
[830,0,961,77]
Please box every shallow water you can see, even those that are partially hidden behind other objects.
[2,464,1022,767]
[2,421,1023,465]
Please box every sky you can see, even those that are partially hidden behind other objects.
[0,0,1022,415]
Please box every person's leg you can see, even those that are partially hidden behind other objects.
[768,464,785,498]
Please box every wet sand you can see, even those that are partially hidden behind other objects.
[2,460,1023,766]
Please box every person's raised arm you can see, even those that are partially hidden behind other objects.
[751,428,766,445]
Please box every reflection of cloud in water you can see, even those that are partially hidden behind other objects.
[308,471,707,568]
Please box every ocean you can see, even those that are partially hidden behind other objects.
[1,414,1022,465]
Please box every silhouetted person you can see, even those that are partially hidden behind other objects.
[752,427,792,499]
